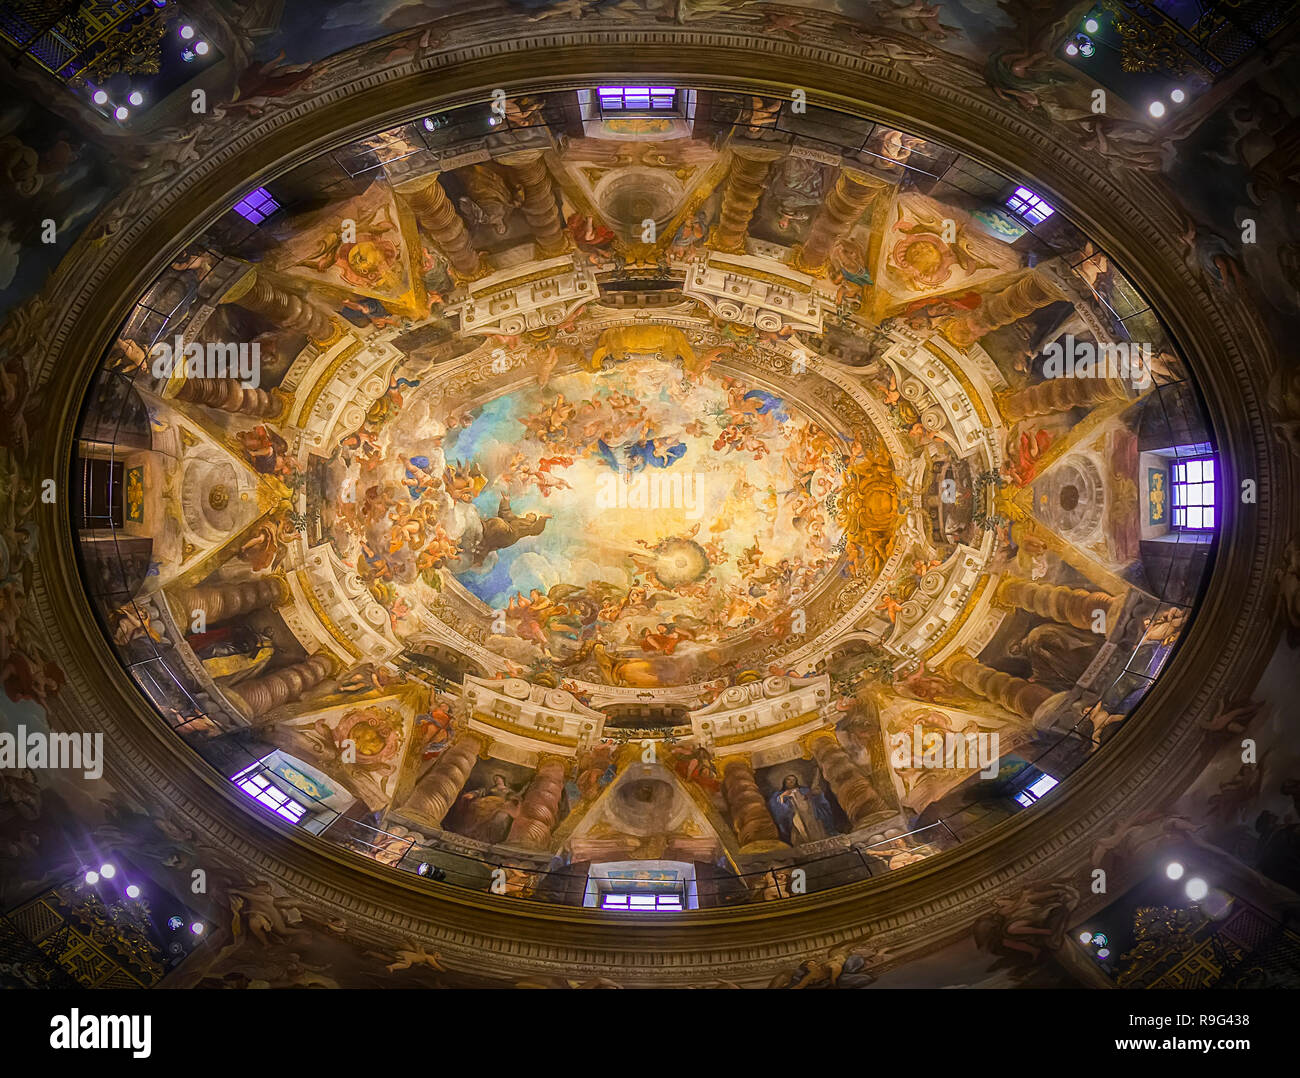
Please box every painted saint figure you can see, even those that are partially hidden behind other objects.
[767,773,837,845]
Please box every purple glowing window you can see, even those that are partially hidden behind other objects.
[597,86,677,112]
[233,187,279,224]
[234,768,308,824]
[1005,185,1055,226]
[601,892,683,911]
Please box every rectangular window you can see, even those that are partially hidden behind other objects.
[1015,772,1059,807]
[80,458,124,530]
[1005,185,1055,226]
[597,86,678,113]
[1171,456,1216,530]
[234,768,308,823]
[232,187,280,225]
[600,892,683,911]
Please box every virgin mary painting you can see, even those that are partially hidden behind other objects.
[767,773,837,846]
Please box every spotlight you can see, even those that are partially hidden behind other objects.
[99,863,116,879]
[190,922,205,935]
[1078,931,1093,944]
[1065,42,1079,57]
[423,118,435,130]
[1170,88,1186,104]
[1078,39,1095,58]
[84,870,100,885]
[114,106,129,121]
[1084,17,1100,34]
[179,24,195,39]
[416,862,446,881]
[1096,947,1110,959]
[1166,861,1185,880]
[181,49,195,62]
[1185,877,1209,902]
[126,884,141,899]
[195,41,209,56]
[128,91,143,106]
[488,116,500,126]
[92,89,109,105]
[1148,101,1166,119]
[1092,933,1108,947]
[166,916,184,931]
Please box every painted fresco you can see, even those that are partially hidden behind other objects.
[0,0,1295,990]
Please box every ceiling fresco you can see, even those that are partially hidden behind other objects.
[0,0,1294,1001]
[71,81,1214,905]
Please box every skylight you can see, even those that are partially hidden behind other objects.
[1005,185,1055,226]
[233,766,308,824]
[1015,772,1059,807]
[598,86,677,112]
[601,892,684,911]
[1171,456,1216,530]
[233,186,280,224]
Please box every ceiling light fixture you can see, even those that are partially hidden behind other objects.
[1170,88,1186,104]
[92,89,108,105]
[129,91,143,106]
[1148,101,1166,118]
[114,106,129,121]
[1166,861,1185,880]
[1185,877,1209,901]
[195,41,209,56]
[179,24,194,39]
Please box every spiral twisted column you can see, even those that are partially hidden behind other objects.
[175,577,287,625]
[947,652,1053,721]
[507,755,567,848]
[399,732,486,828]
[722,757,784,849]
[175,377,281,417]
[229,653,335,716]
[793,168,876,274]
[222,269,335,344]
[403,176,485,278]
[503,151,566,258]
[995,577,1124,632]
[809,734,888,828]
[709,148,780,253]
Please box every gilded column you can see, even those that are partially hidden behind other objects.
[995,577,1124,632]
[722,757,784,850]
[403,176,485,278]
[507,755,567,847]
[399,732,485,827]
[793,168,876,275]
[947,652,1053,721]
[809,734,888,829]
[222,270,335,344]
[175,577,287,625]
[175,377,281,417]
[503,152,566,258]
[230,653,335,715]
[709,149,779,254]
